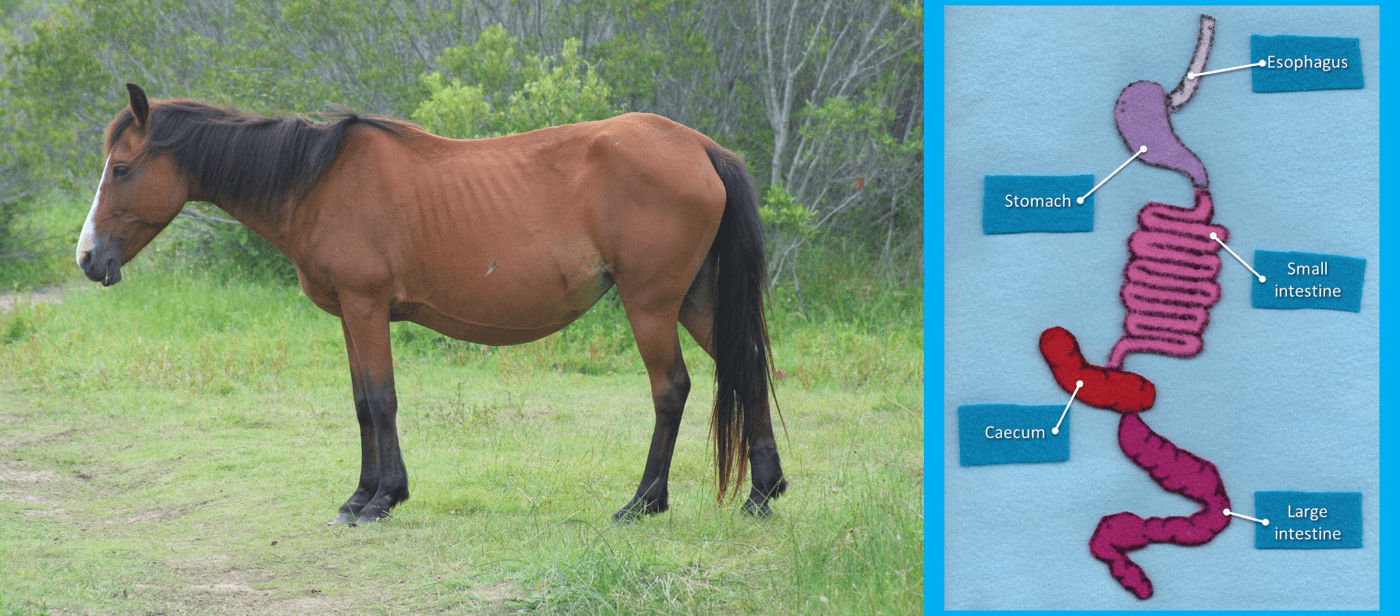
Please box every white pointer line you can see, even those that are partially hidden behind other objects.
[1078,146,1146,205]
[1209,232,1266,283]
[1188,60,1267,80]
[1223,508,1269,526]
[1052,380,1082,436]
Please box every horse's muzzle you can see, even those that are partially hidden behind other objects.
[80,244,124,286]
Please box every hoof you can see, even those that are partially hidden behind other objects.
[742,476,788,517]
[741,499,774,517]
[613,496,666,523]
[328,511,358,526]
[354,509,390,526]
[350,489,406,526]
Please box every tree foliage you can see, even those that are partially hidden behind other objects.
[0,0,923,286]
[413,26,615,138]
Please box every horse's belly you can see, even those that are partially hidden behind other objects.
[397,265,614,346]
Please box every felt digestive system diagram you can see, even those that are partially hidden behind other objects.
[945,7,1377,610]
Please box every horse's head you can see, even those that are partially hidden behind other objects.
[77,83,190,286]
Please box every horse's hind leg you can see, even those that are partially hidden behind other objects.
[740,403,787,517]
[678,263,787,516]
[614,311,691,522]
[330,319,379,525]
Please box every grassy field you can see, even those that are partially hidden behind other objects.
[0,256,922,614]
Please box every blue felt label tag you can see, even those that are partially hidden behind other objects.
[982,175,1094,235]
[1251,35,1364,93]
[958,404,1068,466]
[1251,250,1365,312]
[1254,491,1362,549]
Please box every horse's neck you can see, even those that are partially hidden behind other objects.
[206,197,294,256]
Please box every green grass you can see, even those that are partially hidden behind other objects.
[0,259,922,614]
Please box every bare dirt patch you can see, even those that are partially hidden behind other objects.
[0,467,60,483]
[146,552,358,615]
[463,580,535,614]
[0,428,77,518]
[0,286,64,313]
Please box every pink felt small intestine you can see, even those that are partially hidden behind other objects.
[1107,190,1227,370]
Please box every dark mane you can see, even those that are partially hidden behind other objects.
[105,99,413,215]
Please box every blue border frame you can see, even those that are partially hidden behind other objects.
[932,2,1383,613]
[925,4,945,613]
[1376,2,1387,613]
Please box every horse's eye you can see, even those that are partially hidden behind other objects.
[113,165,130,178]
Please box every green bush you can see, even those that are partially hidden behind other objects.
[413,27,616,138]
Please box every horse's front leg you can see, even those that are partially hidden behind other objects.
[330,319,380,525]
[335,294,409,525]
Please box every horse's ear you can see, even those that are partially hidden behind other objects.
[126,83,150,129]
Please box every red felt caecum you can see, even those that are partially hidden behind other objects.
[1039,326,1156,413]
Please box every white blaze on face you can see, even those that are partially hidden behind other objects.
[76,156,110,266]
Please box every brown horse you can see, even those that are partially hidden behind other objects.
[77,83,786,525]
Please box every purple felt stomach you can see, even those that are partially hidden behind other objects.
[1114,81,1208,188]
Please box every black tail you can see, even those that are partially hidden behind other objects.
[705,147,774,503]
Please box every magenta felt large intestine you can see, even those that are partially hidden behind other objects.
[1089,415,1231,599]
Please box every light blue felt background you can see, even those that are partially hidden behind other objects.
[943,6,1378,609]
